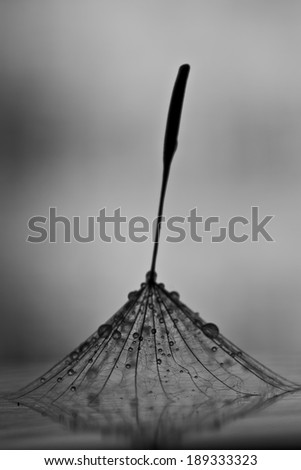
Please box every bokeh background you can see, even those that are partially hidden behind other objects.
[1,1,301,378]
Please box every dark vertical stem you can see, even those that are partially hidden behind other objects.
[150,167,170,277]
[149,64,190,281]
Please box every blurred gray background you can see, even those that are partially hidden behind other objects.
[0,0,301,372]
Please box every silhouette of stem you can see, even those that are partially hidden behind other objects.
[150,64,190,280]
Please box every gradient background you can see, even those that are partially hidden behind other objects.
[0,1,301,377]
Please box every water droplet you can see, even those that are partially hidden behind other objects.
[169,341,174,346]
[180,370,184,373]
[133,332,139,339]
[158,348,163,353]
[151,328,156,334]
[140,282,146,288]
[128,291,137,300]
[128,347,133,352]
[40,377,46,383]
[139,336,143,342]
[126,364,131,369]
[70,351,79,361]
[149,303,154,310]
[79,341,89,352]
[98,324,112,339]
[211,346,217,352]
[88,358,93,364]
[157,359,162,365]
[112,330,121,340]
[167,353,171,357]
[170,291,180,300]
[146,270,157,282]
[174,318,179,324]
[201,323,219,339]
[57,377,62,383]
[68,369,75,376]
[159,318,164,323]
[70,386,76,392]
[158,283,165,289]
[237,351,243,357]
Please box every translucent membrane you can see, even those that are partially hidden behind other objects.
[9,275,300,443]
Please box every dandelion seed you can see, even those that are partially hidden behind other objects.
[10,63,300,448]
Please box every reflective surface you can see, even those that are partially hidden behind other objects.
[1,354,300,449]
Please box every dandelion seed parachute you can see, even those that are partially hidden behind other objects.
[8,64,300,444]
[9,275,299,439]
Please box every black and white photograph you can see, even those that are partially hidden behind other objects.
[0,0,301,461]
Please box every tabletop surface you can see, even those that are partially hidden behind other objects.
[0,354,300,449]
